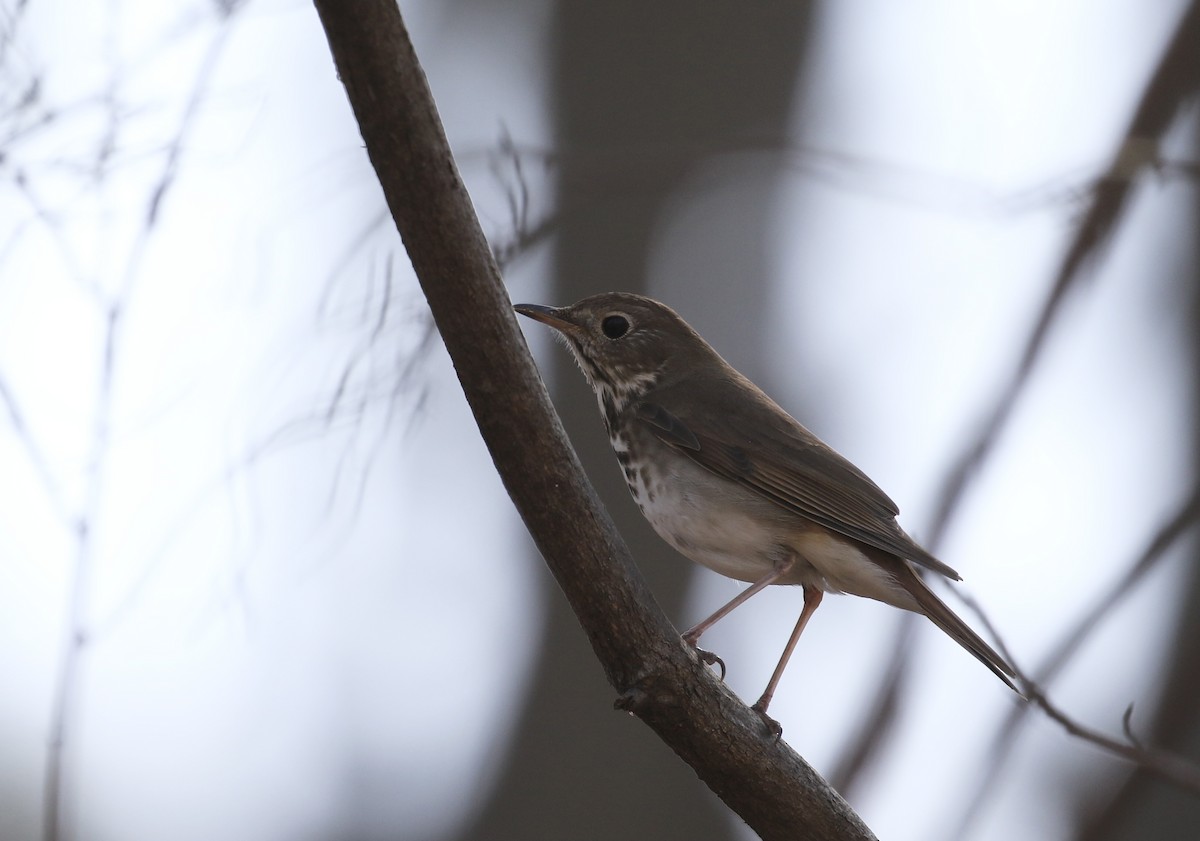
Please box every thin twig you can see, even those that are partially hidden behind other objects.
[39,12,243,841]
[1028,686,1200,794]
[487,128,558,270]
[1122,705,1144,751]
[0,375,70,523]
[948,486,1200,839]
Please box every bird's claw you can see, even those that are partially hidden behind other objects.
[693,646,726,680]
[751,701,783,742]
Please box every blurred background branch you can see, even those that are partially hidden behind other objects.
[833,0,1200,800]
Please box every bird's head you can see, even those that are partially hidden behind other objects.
[515,292,711,409]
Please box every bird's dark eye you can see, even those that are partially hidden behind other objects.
[601,314,630,339]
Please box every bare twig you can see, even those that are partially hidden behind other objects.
[829,619,913,792]
[39,11,244,841]
[486,129,558,270]
[0,375,70,522]
[1027,686,1200,794]
[143,22,233,229]
[42,302,119,841]
[1122,705,1145,751]
[948,486,1200,839]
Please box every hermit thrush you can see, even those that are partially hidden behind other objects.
[515,293,1017,732]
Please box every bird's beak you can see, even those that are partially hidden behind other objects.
[514,303,580,335]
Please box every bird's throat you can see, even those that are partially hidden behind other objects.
[591,373,657,436]
[567,348,660,436]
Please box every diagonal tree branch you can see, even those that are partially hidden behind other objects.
[312,2,873,839]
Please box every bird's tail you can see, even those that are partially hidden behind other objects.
[878,553,1020,694]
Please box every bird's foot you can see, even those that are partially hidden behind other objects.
[686,643,726,680]
[751,700,783,742]
[681,629,726,679]
[681,628,724,681]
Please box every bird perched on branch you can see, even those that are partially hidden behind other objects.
[516,292,1018,734]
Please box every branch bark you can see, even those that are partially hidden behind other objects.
[312,2,874,839]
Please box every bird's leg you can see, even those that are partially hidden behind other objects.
[682,557,795,680]
[752,585,824,738]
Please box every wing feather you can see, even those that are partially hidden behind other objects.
[636,391,960,580]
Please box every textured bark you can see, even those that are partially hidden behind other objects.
[313,2,873,839]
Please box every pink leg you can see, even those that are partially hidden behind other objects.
[681,557,795,679]
[752,585,823,720]
[682,557,795,645]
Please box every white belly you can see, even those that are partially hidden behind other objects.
[621,435,918,610]
[621,437,785,581]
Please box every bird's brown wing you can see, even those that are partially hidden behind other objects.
[635,398,961,580]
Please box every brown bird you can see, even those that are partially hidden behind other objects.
[515,292,1018,732]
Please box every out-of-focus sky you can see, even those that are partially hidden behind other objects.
[0,1,1194,840]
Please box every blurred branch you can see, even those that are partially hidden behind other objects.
[487,127,558,270]
[0,374,70,522]
[468,135,1200,230]
[930,0,1200,595]
[120,12,237,303]
[829,538,918,789]
[834,0,1200,798]
[828,618,913,792]
[143,18,234,229]
[312,3,874,839]
[39,9,244,841]
[1025,687,1200,795]
[948,485,1200,838]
